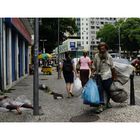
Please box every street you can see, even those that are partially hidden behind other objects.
[0,67,140,122]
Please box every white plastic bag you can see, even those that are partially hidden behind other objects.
[114,62,135,85]
[73,77,82,93]
[15,95,31,105]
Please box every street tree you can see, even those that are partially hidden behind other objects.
[97,24,118,51]
[120,18,140,55]
[97,18,140,56]
[39,18,78,53]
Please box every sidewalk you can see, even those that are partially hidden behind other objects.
[0,67,140,122]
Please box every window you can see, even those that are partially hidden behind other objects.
[91,21,94,24]
[91,31,95,34]
[91,41,95,44]
[96,21,100,25]
[86,28,88,30]
[91,26,95,29]
[82,36,84,39]
[86,37,88,39]
[96,26,100,29]
[86,41,88,44]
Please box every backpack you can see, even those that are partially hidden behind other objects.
[63,60,73,72]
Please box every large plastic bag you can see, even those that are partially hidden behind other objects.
[73,77,82,92]
[110,82,128,103]
[82,79,100,105]
[114,62,135,85]
[14,95,31,106]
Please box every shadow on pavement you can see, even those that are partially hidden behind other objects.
[69,109,99,122]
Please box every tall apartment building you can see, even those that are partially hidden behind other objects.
[81,18,117,51]
[75,18,81,38]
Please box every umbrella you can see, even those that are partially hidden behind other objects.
[38,53,52,59]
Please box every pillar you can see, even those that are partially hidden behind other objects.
[7,27,12,87]
[22,41,25,76]
[15,34,19,80]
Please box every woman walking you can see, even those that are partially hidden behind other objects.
[79,51,91,87]
[61,52,76,98]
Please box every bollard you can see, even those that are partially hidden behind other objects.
[130,73,135,105]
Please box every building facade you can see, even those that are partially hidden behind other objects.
[81,18,117,51]
[75,18,81,38]
[55,38,83,59]
[0,18,33,91]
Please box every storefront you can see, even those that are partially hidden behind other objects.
[0,18,33,91]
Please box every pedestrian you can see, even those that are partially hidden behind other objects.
[0,95,34,115]
[61,52,76,98]
[92,42,116,113]
[79,50,91,87]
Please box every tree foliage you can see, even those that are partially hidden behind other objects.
[121,18,140,53]
[39,18,78,53]
[97,18,140,54]
[97,24,118,51]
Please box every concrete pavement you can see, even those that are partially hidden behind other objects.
[0,67,140,122]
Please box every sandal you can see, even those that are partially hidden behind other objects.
[69,92,74,97]
[106,103,112,109]
[16,107,22,115]
[95,105,104,114]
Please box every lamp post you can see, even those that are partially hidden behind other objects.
[114,18,127,57]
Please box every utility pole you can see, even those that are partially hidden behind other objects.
[57,18,61,79]
[33,18,39,115]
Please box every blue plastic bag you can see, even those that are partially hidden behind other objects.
[82,79,100,105]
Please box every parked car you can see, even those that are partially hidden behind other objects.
[110,53,120,58]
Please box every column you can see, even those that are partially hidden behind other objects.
[15,34,19,80]
[2,24,6,90]
[27,46,30,74]
[7,27,12,87]
[22,41,25,76]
